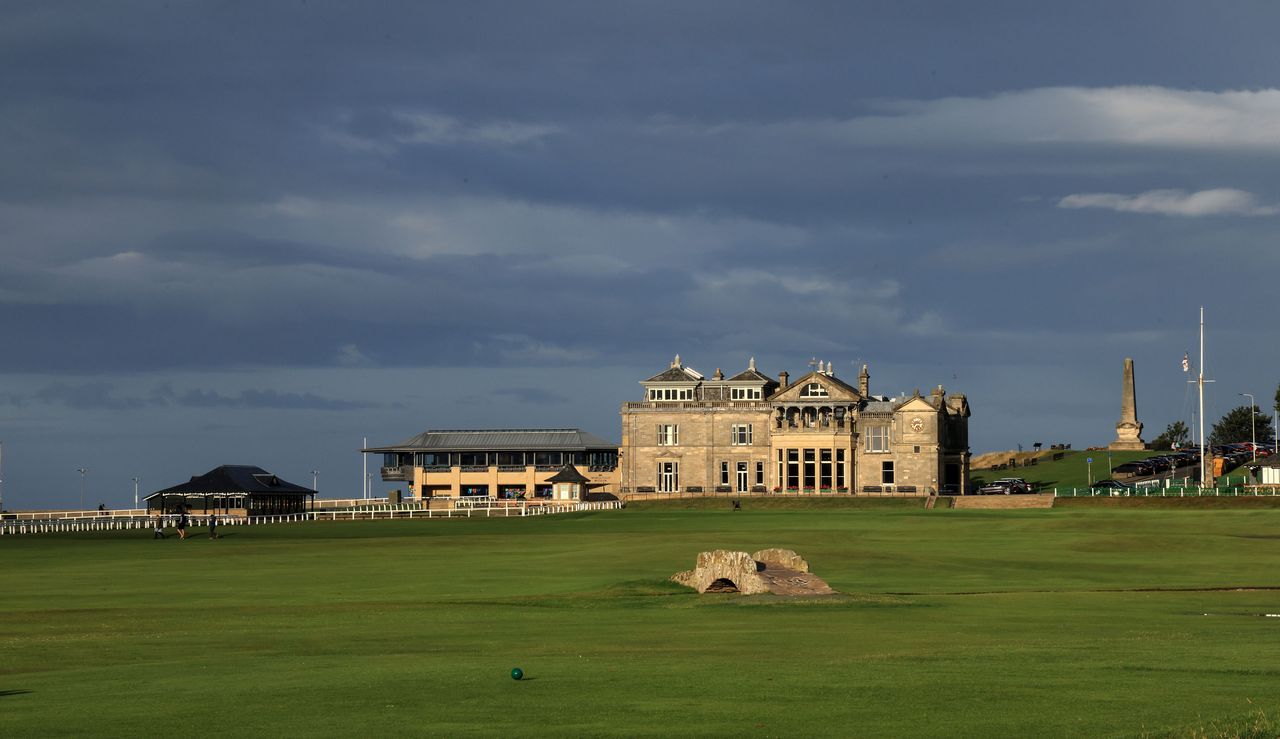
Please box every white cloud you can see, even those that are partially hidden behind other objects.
[693,87,1280,152]
[1057,188,1279,217]
[323,111,560,153]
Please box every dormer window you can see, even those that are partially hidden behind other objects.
[730,387,762,400]
[800,382,829,398]
[648,387,694,401]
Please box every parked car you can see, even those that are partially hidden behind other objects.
[1090,479,1131,490]
[978,477,1032,495]
[1113,461,1154,477]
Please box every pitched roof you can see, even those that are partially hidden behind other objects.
[367,428,617,452]
[769,370,862,402]
[643,366,702,383]
[147,465,313,497]
[726,367,775,383]
[545,464,591,484]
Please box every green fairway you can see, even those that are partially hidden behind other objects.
[3,504,1280,737]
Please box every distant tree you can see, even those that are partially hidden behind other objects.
[1208,405,1276,446]
[1274,382,1280,415]
[1150,421,1190,451]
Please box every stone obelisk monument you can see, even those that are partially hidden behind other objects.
[1110,357,1145,450]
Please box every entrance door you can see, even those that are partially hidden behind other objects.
[736,462,749,492]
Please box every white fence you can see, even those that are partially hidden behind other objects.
[0,502,623,536]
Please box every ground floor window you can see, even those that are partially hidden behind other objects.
[881,461,895,485]
[462,485,490,497]
[755,461,764,486]
[534,485,553,498]
[658,461,680,492]
[736,461,749,492]
[720,461,730,486]
[837,449,846,489]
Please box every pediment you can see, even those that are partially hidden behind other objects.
[895,395,936,413]
[769,371,862,403]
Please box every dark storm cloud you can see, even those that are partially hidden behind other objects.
[6,1,1280,511]
[176,388,378,411]
[3,382,377,411]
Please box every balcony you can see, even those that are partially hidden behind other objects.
[380,465,412,481]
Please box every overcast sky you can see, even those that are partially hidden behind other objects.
[3,1,1279,509]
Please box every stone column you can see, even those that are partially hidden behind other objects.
[1110,357,1146,450]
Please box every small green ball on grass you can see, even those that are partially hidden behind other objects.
[511,667,524,681]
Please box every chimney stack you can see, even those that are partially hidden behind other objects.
[778,370,790,390]
[858,364,870,396]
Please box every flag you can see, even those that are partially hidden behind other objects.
[1182,352,1190,372]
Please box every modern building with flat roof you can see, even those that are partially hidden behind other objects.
[365,428,619,500]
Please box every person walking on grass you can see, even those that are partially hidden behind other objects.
[208,515,218,540]
[176,510,188,540]
[153,515,165,539]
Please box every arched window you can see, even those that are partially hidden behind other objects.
[800,382,829,398]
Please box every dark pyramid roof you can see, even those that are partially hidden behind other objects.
[643,366,701,382]
[545,464,591,484]
[147,465,314,497]
[367,428,617,452]
[726,367,774,383]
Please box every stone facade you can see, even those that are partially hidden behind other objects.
[621,356,971,496]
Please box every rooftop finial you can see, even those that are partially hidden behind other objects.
[673,353,681,368]
[748,356,756,371]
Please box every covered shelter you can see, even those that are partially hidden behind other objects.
[146,465,316,516]
[545,464,591,501]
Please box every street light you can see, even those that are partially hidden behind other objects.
[132,477,140,510]
[1240,393,1257,463]
[311,470,319,493]
[77,468,88,511]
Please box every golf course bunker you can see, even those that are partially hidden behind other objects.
[671,548,836,596]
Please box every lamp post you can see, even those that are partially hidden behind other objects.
[132,477,140,510]
[1240,393,1257,463]
[77,468,88,511]
[311,470,319,493]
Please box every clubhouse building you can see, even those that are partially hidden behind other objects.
[364,356,971,500]
[620,356,971,496]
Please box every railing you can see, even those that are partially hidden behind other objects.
[1054,486,1280,497]
[0,502,624,536]
[2,508,151,521]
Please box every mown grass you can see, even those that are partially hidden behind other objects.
[2,506,1279,737]
[972,450,1154,489]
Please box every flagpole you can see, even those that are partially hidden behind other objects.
[1198,307,1206,486]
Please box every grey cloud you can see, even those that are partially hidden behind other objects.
[491,387,571,405]
[176,389,378,411]
[31,382,156,410]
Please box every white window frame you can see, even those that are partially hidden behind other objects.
[658,461,679,492]
[730,387,762,400]
[657,424,679,446]
[865,425,891,453]
[800,382,829,398]
[736,461,749,492]
[720,461,730,486]
[731,423,753,446]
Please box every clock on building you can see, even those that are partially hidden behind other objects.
[910,417,924,432]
